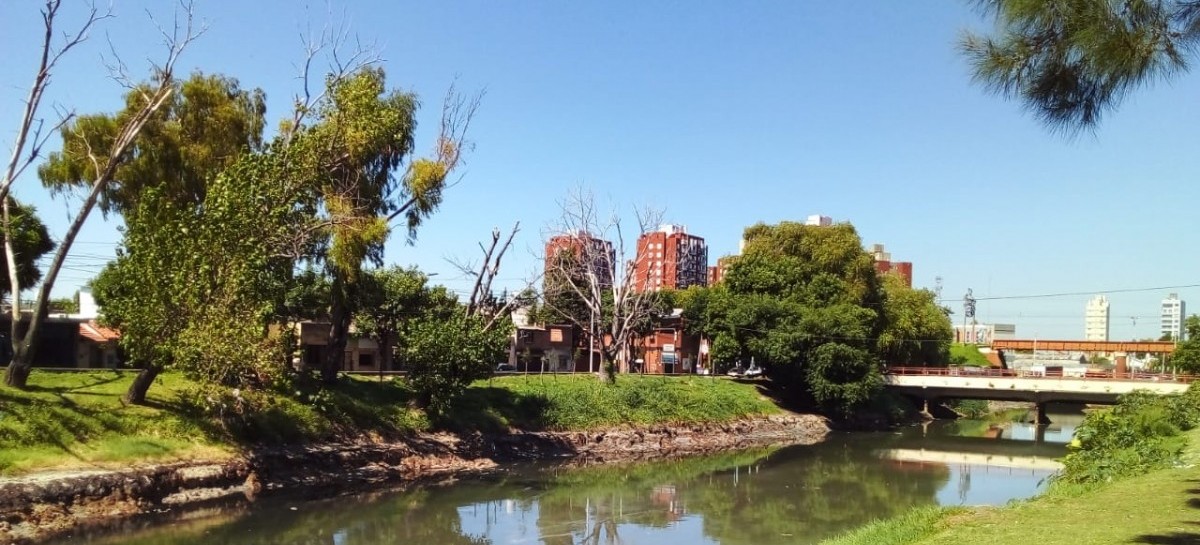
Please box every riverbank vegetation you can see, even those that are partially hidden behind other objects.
[673,223,954,417]
[948,344,990,367]
[0,371,779,475]
[817,383,1200,545]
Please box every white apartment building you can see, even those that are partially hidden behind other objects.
[1162,293,1187,341]
[1085,295,1109,341]
[804,214,832,227]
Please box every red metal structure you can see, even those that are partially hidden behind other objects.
[990,339,1176,355]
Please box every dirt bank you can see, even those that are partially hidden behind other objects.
[0,413,827,545]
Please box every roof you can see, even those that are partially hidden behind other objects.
[79,321,120,343]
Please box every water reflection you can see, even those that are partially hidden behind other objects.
[48,418,1069,545]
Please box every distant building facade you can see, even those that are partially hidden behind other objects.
[870,243,913,287]
[1085,295,1110,341]
[633,224,707,292]
[953,323,1016,345]
[804,214,832,227]
[706,255,737,286]
[1162,293,1187,341]
[544,231,615,289]
[508,323,594,372]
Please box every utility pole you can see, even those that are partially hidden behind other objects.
[963,289,976,344]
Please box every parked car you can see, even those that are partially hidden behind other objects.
[495,363,517,372]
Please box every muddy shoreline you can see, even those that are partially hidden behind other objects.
[0,413,828,545]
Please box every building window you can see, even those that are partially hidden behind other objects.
[359,353,374,367]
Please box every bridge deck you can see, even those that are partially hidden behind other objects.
[885,367,1191,404]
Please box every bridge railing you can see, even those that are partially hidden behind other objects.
[885,366,1199,384]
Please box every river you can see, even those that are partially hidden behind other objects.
[47,409,1079,545]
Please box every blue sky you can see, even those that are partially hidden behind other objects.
[2,2,1197,341]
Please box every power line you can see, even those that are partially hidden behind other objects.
[938,283,1200,303]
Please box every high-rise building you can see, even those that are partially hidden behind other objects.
[633,224,708,292]
[1162,293,1187,341]
[870,243,913,287]
[804,214,833,227]
[544,231,615,289]
[707,255,737,286]
[1085,295,1110,341]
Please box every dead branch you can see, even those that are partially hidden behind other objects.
[282,7,382,145]
[0,0,112,205]
[541,187,666,375]
[5,0,203,379]
[386,85,484,225]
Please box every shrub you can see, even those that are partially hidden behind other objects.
[1057,385,1200,484]
[403,315,507,415]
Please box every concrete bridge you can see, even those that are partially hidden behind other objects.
[884,367,1192,423]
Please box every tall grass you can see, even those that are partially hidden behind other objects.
[444,375,779,431]
[818,506,959,545]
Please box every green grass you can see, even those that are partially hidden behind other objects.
[949,343,991,367]
[818,506,963,545]
[0,371,781,475]
[443,374,780,432]
[0,371,232,474]
[815,429,1200,545]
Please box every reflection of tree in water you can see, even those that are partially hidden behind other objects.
[529,440,949,545]
[60,440,948,545]
[688,440,951,545]
[532,450,778,545]
[67,488,494,545]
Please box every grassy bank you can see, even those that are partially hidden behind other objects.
[826,429,1200,545]
[0,371,779,475]
[817,386,1200,545]
[949,343,991,366]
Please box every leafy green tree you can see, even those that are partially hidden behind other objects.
[354,266,435,371]
[47,297,77,314]
[962,0,1200,132]
[877,274,952,366]
[403,313,508,414]
[94,150,313,403]
[285,68,466,384]
[280,267,332,323]
[39,73,266,218]
[53,74,268,403]
[0,201,54,299]
[682,222,888,414]
[1170,316,1200,373]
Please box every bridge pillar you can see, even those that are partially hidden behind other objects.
[1034,402,1051,425]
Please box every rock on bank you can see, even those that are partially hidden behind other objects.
[0,413,827,544]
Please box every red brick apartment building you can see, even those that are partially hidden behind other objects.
[870,244,913,287]
[633,225,708,292]
[707,255,737,286]
[544,231,615,288]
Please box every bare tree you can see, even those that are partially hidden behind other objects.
[2,1,203,387]
[447,222,525,332]
[542,188,663,381]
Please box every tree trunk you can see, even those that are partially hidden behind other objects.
[125,364,162,405]
[380,329,395,371]
[321,277,354,384]
[4,345,30,387]
[4,324,35,388]
[601,348,618,384]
